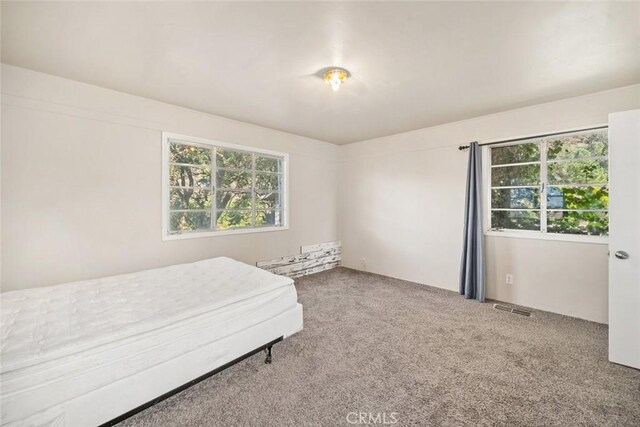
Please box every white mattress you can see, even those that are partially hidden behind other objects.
[0,257,299,425]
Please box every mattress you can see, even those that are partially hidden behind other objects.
[0,257,300,425]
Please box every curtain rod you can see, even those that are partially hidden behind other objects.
[457,125,608,151]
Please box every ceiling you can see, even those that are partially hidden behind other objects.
[2,2,639,144]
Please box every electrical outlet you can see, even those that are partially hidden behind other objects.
[361,257,366,271]
[505,274,514,285]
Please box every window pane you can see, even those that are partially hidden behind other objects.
[255,210,283,227]
[256,156,282,173]
[216,191,252,210]
[256,191,282,210]
[547,131,608,160]
[491,188,540,209]
[216,149,253,170]
[169,143,211,165]
[547,186,608,210]
[169,211,211,231]
[256,173,282,190]
[170,188,212,210]
[547,211,608,235]
[216,169,252,190]
[491,210,540,231]
[491,164,540,187]
[491,143,539,165]
[547,159,608,185]
[216,210,253,230]
[170,165,211,188]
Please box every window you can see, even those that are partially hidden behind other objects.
[488,128,608,237]
[162,133,288,239]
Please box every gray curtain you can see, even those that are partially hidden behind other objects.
[460,142,485,302]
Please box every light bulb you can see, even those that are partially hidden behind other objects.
[323,68,349,92]
[330,76,342,91]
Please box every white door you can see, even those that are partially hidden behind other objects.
[608,109,640,369]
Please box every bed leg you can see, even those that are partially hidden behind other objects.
[265,345,273,364]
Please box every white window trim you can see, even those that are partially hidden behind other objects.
[484,229,609,245]
[161,132,289,241]
[481,125,609,245]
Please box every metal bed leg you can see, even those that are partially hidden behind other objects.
[265,345,273,364]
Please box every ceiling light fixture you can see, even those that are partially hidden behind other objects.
[323,68,350,92]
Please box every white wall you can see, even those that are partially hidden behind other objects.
[339,84,640,324]
[3,64,639,324]
[1,65,339,291]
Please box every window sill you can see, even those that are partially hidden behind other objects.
[484,230,609,245]
[163,225,289,241]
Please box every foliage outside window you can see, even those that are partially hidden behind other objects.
[489,129,608,236]
[163,134,287,238]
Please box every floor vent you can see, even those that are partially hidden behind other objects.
[493,304,532,317]
[493,304,512,313]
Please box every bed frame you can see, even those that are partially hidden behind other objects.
[2,301,302,426]
[1,258,303,427]
[100,336,283,427]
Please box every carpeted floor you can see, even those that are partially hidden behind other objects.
[121,267,640,426]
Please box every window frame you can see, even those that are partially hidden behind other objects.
[482,126,609,245]
[161,132,289,240]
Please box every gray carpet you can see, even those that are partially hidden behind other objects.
[121,267,640,426]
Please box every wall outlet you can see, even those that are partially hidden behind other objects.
[505,274,514,285]
[361,257,366,271]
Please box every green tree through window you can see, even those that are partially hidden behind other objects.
[166,138,286,235]
[489,129,608,236]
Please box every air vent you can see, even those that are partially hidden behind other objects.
[511,308,532,317]
[493,304,532,317]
